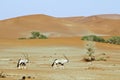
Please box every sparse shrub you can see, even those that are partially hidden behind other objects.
[31,32,40,39]
[86,41,95,56]
[39,34,48,39]
[18,37,27,40]
[81,35,105,43]
[19,31,48,39]
[30,31,48,39]
[84,56,95,62]
[0,72,6,78]
[83,41,96,62]
[29,37,35,39]
[96,57,107,61]
[82,35,120,45]
[95,53,108,61]
[106,36,120,45]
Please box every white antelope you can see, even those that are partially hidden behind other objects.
[17,54,29,69]
[51,54,69,69]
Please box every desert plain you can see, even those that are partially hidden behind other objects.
[0,14,120,80]
[0,38,119,80]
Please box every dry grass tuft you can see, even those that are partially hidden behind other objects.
[0,71,6,78]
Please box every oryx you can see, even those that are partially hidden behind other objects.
[51,54,69,69]
[17,54,29,69]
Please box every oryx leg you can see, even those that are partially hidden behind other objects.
[53,63,58,69]
[18,66,21,69]
[59,64,64,69]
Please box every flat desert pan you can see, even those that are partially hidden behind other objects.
[0,38,120,80]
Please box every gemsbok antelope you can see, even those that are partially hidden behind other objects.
[51,54,69,69]
[17,54,29,69]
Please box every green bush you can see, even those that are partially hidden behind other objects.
[30,31,48,39]
[18,37,27,40]
[18,31,48,40]
[106,36,120,45]
[31,32,40,39]
[96,57,107,61]
[39,34,48,39]
[81,35,105,42]
[29,37,35,39]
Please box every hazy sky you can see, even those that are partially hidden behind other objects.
[0,0,120,20]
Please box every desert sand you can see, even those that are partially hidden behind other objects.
[0,38,120,80]
[0,14,120,80]
[0,14,120,39]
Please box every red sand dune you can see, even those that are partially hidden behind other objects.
[0,14,88,39]
[61,14,120,36]
[0,14,120,39]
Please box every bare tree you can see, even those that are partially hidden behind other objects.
[84,41,96,62]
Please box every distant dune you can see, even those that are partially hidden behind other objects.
[0,14,120,39]
[61,14,120,36]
